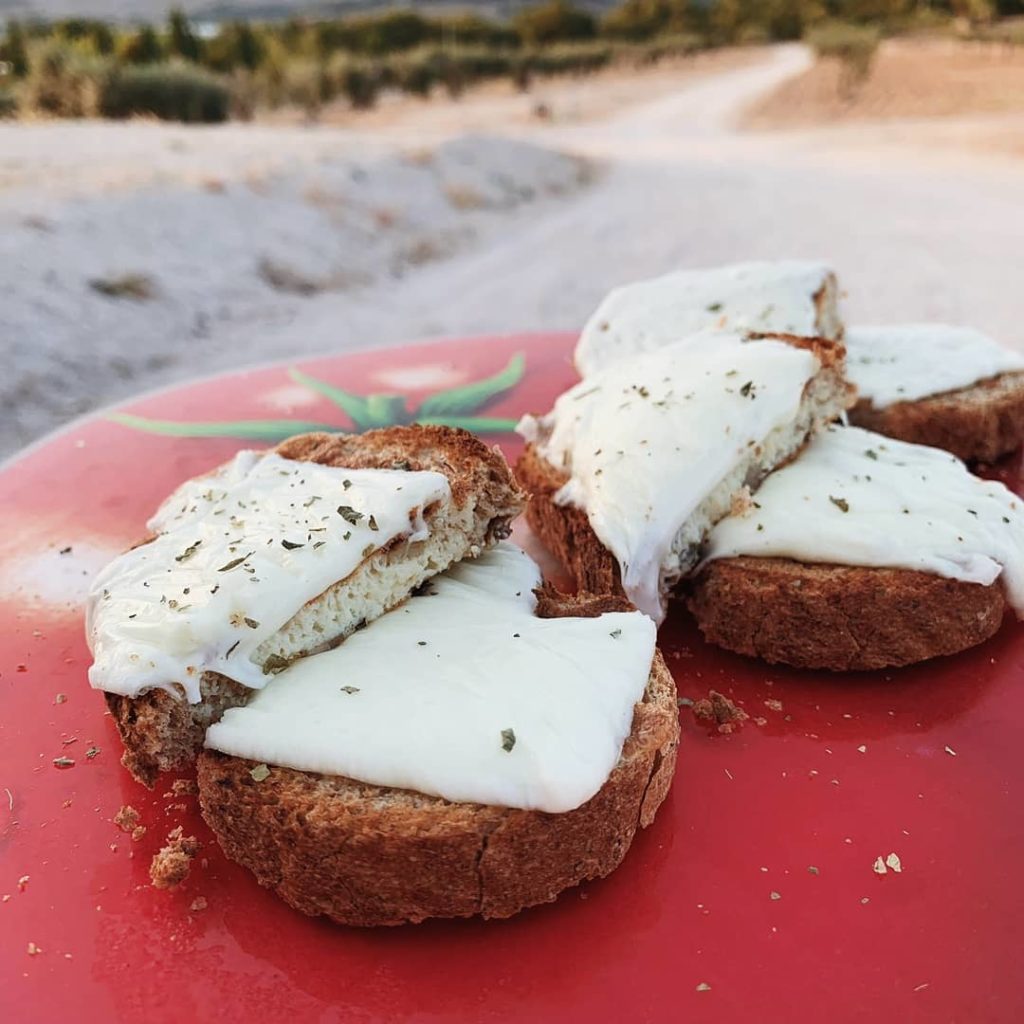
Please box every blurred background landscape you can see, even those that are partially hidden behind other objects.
[2,0,1024,457]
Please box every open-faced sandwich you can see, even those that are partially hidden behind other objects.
[87,427,678,924]
[689,424,1024,670]
[574,260,843,378]
[516,328,853,621]
[845,324,1024,463]
[199,543,678,926]
[88,426,524,786]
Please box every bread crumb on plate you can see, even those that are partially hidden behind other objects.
[150,826,200,890]
[113,805,140,833]
[691,690,748,732]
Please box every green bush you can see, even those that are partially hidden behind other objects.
[807,19,881,94]
[275,57,330,116]
[385,46,503,98]
[887,6,955,34]
[834,0,911,21]
[0,86,17,117]
[205,22,265,72]
[622,32,705,64]
[601,0,676,42]
[50,19,115,56]
[735,23,772,45]
[450,48,516,79]
[318,11,432,56]
[100,63,230,122]
[167,8,202,63]
[427,51,473,98]
[227,68,257,119]
[233,36,293,109]
[394,51,436,96]
[432,14,519,49]
[22,41,109,117]
[1,20,30,76]
[277,17,311,53]
[51,18,115,54]
[334,59,380,108]
[514,1,598,46]
[524,41,613,75]
[708,0,744,43]
[762,0,826,41]
[118,26,163,65]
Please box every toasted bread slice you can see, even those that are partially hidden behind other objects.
[850,371,1024,464]
[575,260,843,377]
[105,426,524,787]
[516,333,851,613]
[197,589,678,927]
[687,557,1006,671]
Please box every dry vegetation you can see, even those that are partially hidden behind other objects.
[745,37,1024,128]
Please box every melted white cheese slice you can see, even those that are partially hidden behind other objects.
[204,544,657,814]
[575,260,836,377]
[846,324,1024,408]
[705,425,1024,613]
[519,331,822,621]
[87,451,451,702]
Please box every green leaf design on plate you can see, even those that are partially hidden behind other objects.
[288,369,376,426]
[415,353,525,419]
[108,413,340,442]
[362,393,412,429]
[110,354,527,441]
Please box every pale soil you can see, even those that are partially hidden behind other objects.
[3,42,1024,459]
[0,132,589,456]
[745,38,1024,137]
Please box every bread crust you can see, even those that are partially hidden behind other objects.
[106,675,249,789]
[515,442,623,597]
[517,448,1009,670]
[104,426,525,787]
[516,332,853,599]
[197,593,679,927]
[849,371,1024,464]
[687,556,1007,671]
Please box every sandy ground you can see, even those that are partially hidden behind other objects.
[4,42,1024,457]
[746,38,1024,127]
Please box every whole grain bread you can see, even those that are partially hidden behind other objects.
[518,333,852,614]
[516,441,623,597]
[849,371,1024,463]
[197,590,679,927]
[105,426,525,787]
[518,446,1009,670]
[687,556,1007,671]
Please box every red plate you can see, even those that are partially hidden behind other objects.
[2,332,1022,1024]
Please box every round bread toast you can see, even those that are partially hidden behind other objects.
[849,371,1024,464]
[519,444,1011,671]
[687,556,1007,671]
[197,592,679,927]
[105,425,525,787]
